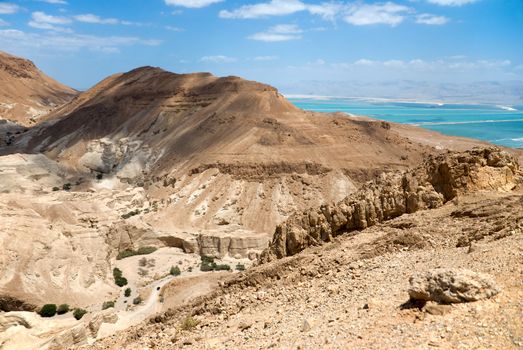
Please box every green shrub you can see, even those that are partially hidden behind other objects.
[124,288,131,297]
[133,296,142,305]
[121,209,141,219]
[115,276,128,287]
[102,301,115,310]
[170,265,181,276]
[52,186,60,191]
[57,304,70,315]
[200,256,230,272]
[73,308,87,320]
[215,264,231,271]
[113,267,122,278]
[235,263,246,271]
[62,183,71,191]
[116,246,157,260]
[96,173,103,180]
[113,267,128,287]
[40,304,57,317]
[180,316,199,331]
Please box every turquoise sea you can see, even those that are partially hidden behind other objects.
[289,97,523,149]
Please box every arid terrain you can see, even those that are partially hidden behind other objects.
[0,52,522,350]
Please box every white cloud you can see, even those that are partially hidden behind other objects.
[0,18,7,26]
[344,2,411,26]
[427,0,479,6]
[165,0,223,8]
[0,3,20,14]
[200,55,237,63]
[28,11,72,31]
[165,25,184,31]
[248,24,302,42]
[74,14,119,25]
[0,28,161,53]
[220,0,307,19]
[39,0,68,4]
[253,55,278,61]
[416,13,449,25]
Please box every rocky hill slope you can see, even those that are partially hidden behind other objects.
[0,51,76,126]
[76,148,523,350]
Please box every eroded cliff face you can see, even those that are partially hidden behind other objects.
[261,148,522,261]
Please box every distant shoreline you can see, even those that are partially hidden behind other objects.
[285,94,520,110]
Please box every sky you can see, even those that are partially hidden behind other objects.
[0,0,522,98]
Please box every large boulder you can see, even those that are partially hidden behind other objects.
[408,268,500,304]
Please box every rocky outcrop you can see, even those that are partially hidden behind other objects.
[408,269,500,303]
[261,148,521,261]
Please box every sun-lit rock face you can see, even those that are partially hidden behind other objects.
[261,147,522,260]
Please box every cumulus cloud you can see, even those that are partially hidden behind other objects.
[344,2,411,26]
[28,11,72,31]
[253,55,279,61]
[165,25,184,31]
[0,3,20,14]
[74,14,119,25]
[220,0,306,19]
[248,24,303,42]
[427,0,479,6]
[165,0,223,8]
[200,55,237,63]
[0,28,161,53]
[39,0,68,4]
[416,13,449,25]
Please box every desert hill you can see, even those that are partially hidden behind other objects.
[1,56,522,350]
[5,65,489,237]
[0,51,76,126]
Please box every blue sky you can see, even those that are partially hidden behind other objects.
[0,0,522,95]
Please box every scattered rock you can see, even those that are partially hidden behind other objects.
[423,302,452,316]
[408,268,500,303]
[301,319,312,332]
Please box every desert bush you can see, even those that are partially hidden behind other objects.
[96,173,103,180]
[138,268,148,277]
[215,264,231,271]
[170,265,181,276]
[235,263,246,271]
[124,288,131,297]
[115,276,128,287]
[180,316,199,331]
[121,209,141,219]
[113,267,128,287]
[200,256,230,272]
[57,304,70,315]
[138,257,148,267]
[102,301,115,310]
[73,308,87,320]
[133,296,142,305]
[62,183,71,191]
[116,246,157,260]
[39,304,57,317]
[52,186,60,191]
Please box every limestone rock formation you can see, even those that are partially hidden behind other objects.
[261,148,522,261]
[408,268,500,303]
